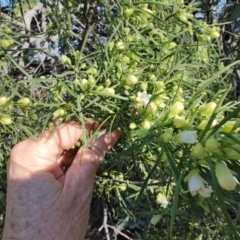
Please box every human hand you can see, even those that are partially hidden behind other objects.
[2,121,120,240]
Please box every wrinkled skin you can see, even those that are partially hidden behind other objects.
[3,122,120,240]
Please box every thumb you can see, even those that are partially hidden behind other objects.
[63,128,121,192]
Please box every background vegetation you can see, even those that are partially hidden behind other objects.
[0,0,240,239]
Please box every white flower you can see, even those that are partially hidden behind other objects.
[156,193,169,208]
[174,130,197,144]
[185,169,213,198]
[160,198,169,208]
[136,91,151,106]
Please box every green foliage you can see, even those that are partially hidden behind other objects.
[1,0,240,239]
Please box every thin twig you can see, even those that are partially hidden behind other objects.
[98,196,110,240]
[0,12,26,29]
[103,177,161,186]
[107,225,133,240]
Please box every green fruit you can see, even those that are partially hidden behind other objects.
[173,116,186,128]
[142,9,153,19]
[17,97,30,109]
[60,55,72,66]
[0,96,8,106]
[118,183,127,191]
[0,39,13,49]
[88,76,96,88]
[177,14,188,23]
[102,87,115,95]
[126,75,138,86]
[141,119,153,130]
[124,8,133,18]
[200,102,217,116]
[215,162,238,191]
[192,143,205,159]
[169,102,184,118]
[205,137,219,153]
[116,41,126,50]
[139,4,148,9]
[86,67,98,75]
[3,27,12,34]
[208,30,220,39]
[53,108,67,118]
[0,116,12,125]
[79,79,88,91]
[161,129,173,143]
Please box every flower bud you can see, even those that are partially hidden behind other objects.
[104,79,111,87]
[116,41,126,50]
[141,119,153,130]
[200,102,217,116]
[88,76,96,88]
[102,87,115,95]
[17,97,30,110]
[207,29,220,39]
[123,27,130,35]
[3,27,12,34]
[129,122,137,129]
[177,13,188,23]
[197,34,211,43]
[118,183,127,191]
[146,102,157,115]
[155,81,165,90]
[125,75,138,86]
[122,56,130,64]
[168,101,184,118]
[233,119,240,130]
[74,79,80,85]
[0,116,12,125]
[96,85,104,91]
[0,96,8,107]
[154,99,166,109]
[149,74,156,81]
[140,82,148,91]
[48,122,54,128]
[173,115,186,128]
[79,94,85,100]
[221,121,236,133]
[79,79,88,91]
[80,63,87,69]
[191,143,205,159]
[197,119,217,130]
[0,38,14,49]
[86,67,98,75]
[161,129,173,143]
[205,137,219,153]
[108,41,114,51]
[142,9,153,19]
[124,8,134,18]
[139,3,148,9]
[53,108,66,118]
[215,161,238,191]
[60,55,72,66]
[167,42,177,50]
[223,146,240,159]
